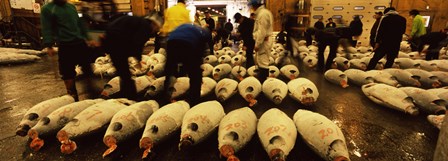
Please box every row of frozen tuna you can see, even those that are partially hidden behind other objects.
[17,95,351,161]
[101,75,319,108]
[0,52,41,65]
[324,68,447,89]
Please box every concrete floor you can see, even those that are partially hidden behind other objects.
[0,54,440,161]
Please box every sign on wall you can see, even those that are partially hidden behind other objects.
[10,0,33,10]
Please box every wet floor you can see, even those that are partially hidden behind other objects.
[0,53,440,161]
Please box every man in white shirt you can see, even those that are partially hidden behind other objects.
[249,0,273,83]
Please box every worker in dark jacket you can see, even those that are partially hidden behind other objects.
[349,15,363,47]
[418,29,448,60]
[234,13,255,67]
[326,18,336,28]
[164,24,213,106]
[305,27,352,72]
[370,11,383,47]
[367,7,406,70]
[314,17,325,30]
[41,0,94,101]
[102,15,162,100]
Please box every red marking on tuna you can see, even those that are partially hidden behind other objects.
[264,125,287,136]
[319,128,335,139]
[224,122,248,131]
[59,108,73,117]
[117,112,134,121]
[189,115,210,124]
[86,109,102,120]
[148,115,170,124]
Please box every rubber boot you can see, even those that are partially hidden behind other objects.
[64,79,79,102]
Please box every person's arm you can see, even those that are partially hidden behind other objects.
[41,6,55,48]
[410,17,420,38]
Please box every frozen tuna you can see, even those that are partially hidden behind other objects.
[365,70,400,87]
[332,57,350,70]
[349,59,367,70]
[287,78,319,106]
[268,66,280,78]
[201,77,217,97]
[219,55,232,64]
[383,69,421,87]
[215,78,239,102]
[179,101,225,150]
[293,109,350,161]
[103,101,159,157]
[231,55,247,66]
[393,58,420,69]
[201,63,214,77]
[406,69,442,88]
[28,99,104,151]
[324,69,349,88]
[145,77,166,97]
[280,65,300,80]
[262,78,288,105]
[362,83,418,115]
[400,87,446,115]
[218,107,257,161]
[344,69,374,86]
[213,64,232,81]
[57,99,135,154]
[238,77,262,107]
[247,66,260,77]
[140,101,190,159]
[431,71,448,86]
[16,95,75,137]
[303,55,318,68]
[204,55,218,66]
[427,115,445,129]
[168,77,190,100]
[231,66,247,81]
[257,108,297,161]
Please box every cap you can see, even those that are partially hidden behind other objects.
[234,13,242,23]
[375,11,383,15]
[248,0,263,6]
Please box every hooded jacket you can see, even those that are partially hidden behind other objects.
[375,10,406,46]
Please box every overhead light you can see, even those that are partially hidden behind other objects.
[208,7,211,9]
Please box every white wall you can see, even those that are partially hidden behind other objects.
[310,0,391,46]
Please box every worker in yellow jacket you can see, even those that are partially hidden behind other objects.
[409,9,426,52]
[155,0,191,52]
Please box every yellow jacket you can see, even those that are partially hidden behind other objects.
[160,3,191,34]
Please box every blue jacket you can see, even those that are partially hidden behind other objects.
[168,24,213,50]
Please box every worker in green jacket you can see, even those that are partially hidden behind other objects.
[409,9,426,52]
[41,0,95,101]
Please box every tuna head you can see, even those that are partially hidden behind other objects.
[215,79,238,102]
[101,77,121,98]
[280,65,299,80]
[239,77,262,107]
[219,55,232,64]
[231,66,247,81]
[204,55,218,65]
[201,63,214,77]
[16,113,39,136]
[145,77,165,97]
[268,66,280,78]
[213,64,232,81]
[219,132,240,160]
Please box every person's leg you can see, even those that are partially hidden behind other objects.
[384,45,399,69]
[110,51,136,100]
[258,67,269,84]
[245,39,255,67]
[317,41,327,72]
[184,47,202,106]
[325,38,338,71]
[163,40,181,98]
[58,44,79,101]
[366,46,386,70]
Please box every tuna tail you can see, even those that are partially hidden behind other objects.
[269,149,285,161]
[102,135,118,158]
[340,80,349,88]
[178,135,194,151]
[245,94,257,107]
[219,145,235,158]
[57,130,77,154]
[140,137,154,159]
[28,129,44,151]
[227,155,241,161]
